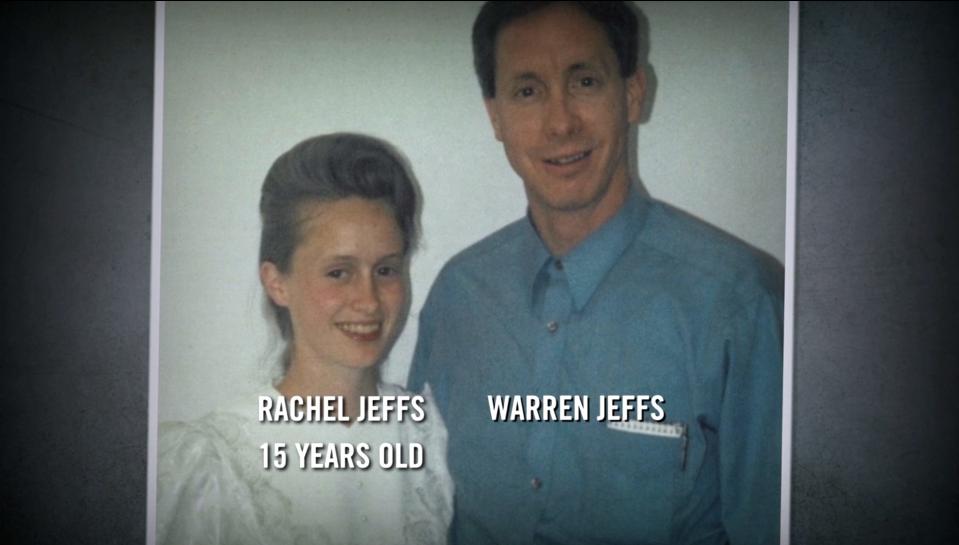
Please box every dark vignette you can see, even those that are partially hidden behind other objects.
[794,2,959,544]
[0,2,154,544]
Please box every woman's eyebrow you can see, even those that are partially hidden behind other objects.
[324,253,404,262]
[325,255,359,263]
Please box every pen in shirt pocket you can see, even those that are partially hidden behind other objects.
[606,420,689,471]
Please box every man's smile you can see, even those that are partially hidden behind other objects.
[544,149,592,166]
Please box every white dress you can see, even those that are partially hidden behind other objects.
[157,383,453,545]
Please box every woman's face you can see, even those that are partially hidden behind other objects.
[262,197,407,372]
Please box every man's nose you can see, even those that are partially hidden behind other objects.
[545,91,581,138]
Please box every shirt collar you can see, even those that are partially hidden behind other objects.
[518,214,552,308]
[520,188,649,312]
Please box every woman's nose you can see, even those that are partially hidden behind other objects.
[350,274,381,313]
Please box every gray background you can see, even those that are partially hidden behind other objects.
[1,2,956,544]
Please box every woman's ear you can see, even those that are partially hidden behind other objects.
[260,261,290,307]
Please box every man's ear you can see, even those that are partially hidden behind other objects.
[484,98,504,141]
[625,68,647,124]
[260,261,290,308]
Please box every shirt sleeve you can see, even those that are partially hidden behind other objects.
[719,283,784,545]
[407,274,451,415]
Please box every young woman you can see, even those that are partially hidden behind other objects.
[157,134,452,545]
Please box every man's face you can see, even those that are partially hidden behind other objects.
[485,4,643,221]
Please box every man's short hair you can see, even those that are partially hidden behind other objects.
[472,1,640,99]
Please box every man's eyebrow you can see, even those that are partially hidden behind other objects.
[567,60,605,73]
[509,71,541,82]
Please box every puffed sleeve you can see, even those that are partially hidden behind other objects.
[402,384,454,545]
[156,416,291,545]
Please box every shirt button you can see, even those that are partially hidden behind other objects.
[531,477,542,490]
[546,321,559,333]
[554,259,564,271]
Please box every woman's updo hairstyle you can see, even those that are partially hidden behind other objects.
[259,133,419,341]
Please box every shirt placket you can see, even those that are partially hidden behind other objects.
[527,258,572,526]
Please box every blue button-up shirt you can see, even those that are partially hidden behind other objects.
[409,190,783,545]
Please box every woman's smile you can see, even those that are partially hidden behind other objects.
[336,321,383,342]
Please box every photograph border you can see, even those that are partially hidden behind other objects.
[780,2,798,543]
[145,2,799,543]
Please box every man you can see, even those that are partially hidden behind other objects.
[409,2,783,544]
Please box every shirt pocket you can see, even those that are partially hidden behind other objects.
[605,420,688,470]
[582,421,687,545]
